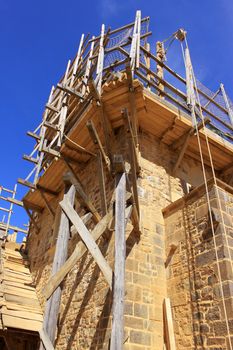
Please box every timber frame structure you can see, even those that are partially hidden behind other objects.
[1,10,233,350]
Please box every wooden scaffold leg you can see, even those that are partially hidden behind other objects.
[39,180,76,350]
[110,155,126,350]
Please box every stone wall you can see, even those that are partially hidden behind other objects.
[163,180,233,350]
[26,128,185,349]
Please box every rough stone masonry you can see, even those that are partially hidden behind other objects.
[27,128,233,349]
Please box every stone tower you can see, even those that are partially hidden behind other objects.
[2,10,232,350]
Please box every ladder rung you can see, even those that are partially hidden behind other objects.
[42,147,60,158]
[27,131,41,140]
[23,155,38,164]
[45,104,59,113]
[0,207,11,213]
[44,121,60,131]
[17,178,36,190]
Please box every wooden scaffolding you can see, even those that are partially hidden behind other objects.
[3,9,232,349]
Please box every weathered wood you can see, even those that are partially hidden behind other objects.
[27,131,41,141]
[60,198,113,288]
[39,184,76,349]
[163,298,176,350]
[0,223,28,235]
[172,117,210,150]
[70,212,93,236]
[172,133,191,174]
[43,210,113,300]
[122,107,140,173]
[110,170,126,350]
[36,185,58,197]
[0,196,23,207]
[172,117,211,173]
[39,190,55,218]
[62,163,101,223]
[86,119,110,172]
[57,83,84,99]
[39,329,55,350]
[165,244,177,268]
[17,178,36,190]
[23,155,38,164]
[156,41,166,97]
[122,109,140,219]
[88,79,113,158]
[23,203,40,234]
[97,151,108,215]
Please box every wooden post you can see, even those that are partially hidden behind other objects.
[145,42,151,90]
[220,83,233,127]
[156,41,165,97]
[163,298,176,350]
[110,155,126,350]
[60,198,113,288]
[39,182,76,349]
[97,151,108,215]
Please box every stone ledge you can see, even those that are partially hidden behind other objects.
[162,178,233,218]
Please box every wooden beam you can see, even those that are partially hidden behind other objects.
[172,133,191,174]
[39,329,55,350]
[165,244,177,268]
[163,298,176,350]
[63,137,96,157]
[23,155,38,164]
[122,107,140,174]
[70,212,92,236]
[172,117,211,174]
[97,151,107,215]
[43,210,113,300]
[45,104,59,113]
[0,196,23,207]
[110,161,126,350]
[57,83,84,100]
[86,119,111,172]
[23,202,40,234]
[60,198,113,289]
[22,199,43,213]
[0,222,28,234]
[39,190,55,218]
[62,162,101,223]
[42,146,60,158]
[122,110,140,218]
[126,66,138,146]
[40,184,76,348]
[172,117,211,150]
[36,185,58,197]
[43,121,60,131]
[89,79,113,160]
[27,131,41,141]
[17,178,36,190]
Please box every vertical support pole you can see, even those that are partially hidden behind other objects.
[97,150,107,216]
[82,37,95,96]
[220,83,233,127]
[57,60,71,148]
[184,47,196,126]
[145,42,151,90]
[39,182,76,349]
[5,184,17,236]
[70,34,85,87]
[156,41,165,97]
[110,155,126,350]
[96,24,105,95]
[130,10,141,77]
[34,86,55,183]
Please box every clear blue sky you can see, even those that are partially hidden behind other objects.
[0,0,232,234]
